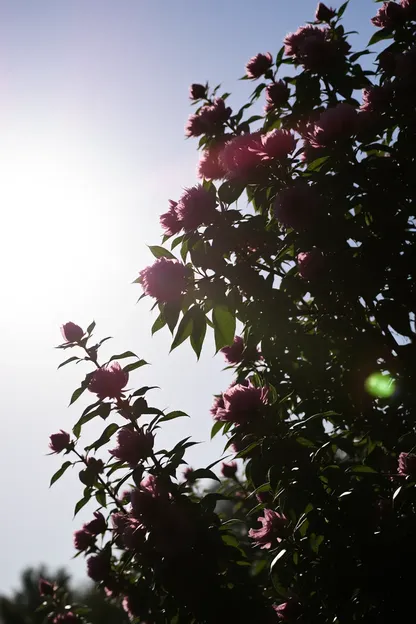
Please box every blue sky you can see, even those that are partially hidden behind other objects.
[0,0,376,593]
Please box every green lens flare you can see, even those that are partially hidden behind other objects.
[365,373,396,398]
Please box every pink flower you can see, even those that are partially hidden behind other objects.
[256,490,271,504]
[315,3,336,21]
[398,452,416,477]
[273,601,301,621]
[221,336,245,364]
[221,461,238,478]
[38,578,54,596]
[185,113,206,137]
[361,85,392,113]
[210,394,225,418]
[265,81,290,110]
[49,430,70,453]
[140,257,188,302]
[221,336,260,364]
[86,552,112,582]
[176,184,217,231]
[141,473,168,497]
[122,518,147,552]
[111,512,129,547]
[60,322,84,343]
[122,593,143,620]
[311,103,357,147]
[160,200,182,237]
[199,98,232,128]
[88,362,128,400]
[189,83,207,100]
[84,511,106,535]
[85,457,104,475]
[220,133,263,178]
[274,181,320,231]
[258,129,296,160]
[297,249,324,280]
[53,612,78,623]
[401,0,416,18]
[130,475,169,526]
[197,145,226,180]
[248,509,288,549]
[119,489,131,503]
[109,426,154,466]
[245,52,273,79]
[217,382,268,424]
[284,25,349,72]
[73,528,95,551]
[371,2,406,28]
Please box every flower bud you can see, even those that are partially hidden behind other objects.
[49,430,71,454]
[38,578,54,597]
[315,3,336,22]
[189,83,207,100]
[74,528,96,551]
[245,52,273,79]
[221,461,238,479]
[60,322,84,343]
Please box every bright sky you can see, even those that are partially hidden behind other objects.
[0,0,376,593]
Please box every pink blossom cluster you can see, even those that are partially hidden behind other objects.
[220,336,261,364]
[88,362,129,400]
[249,509,289,549]
[284,24,350,72]
[274,181,321,231]
[140,257,189,302]
[211,381,268,425]
[185,98,231,137]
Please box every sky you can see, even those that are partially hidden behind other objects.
[0,0,377,594]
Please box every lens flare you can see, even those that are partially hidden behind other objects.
[365,372,395,398]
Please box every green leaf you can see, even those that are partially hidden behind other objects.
[368,28,393,46]
[81,400,101,418]
[309,534,324,554]
[200,492,230,513]
[212,305,236,352]
[151,313,166,335]
[58,356,79,370]
[307,155,329,172]
[69,384,87,406]
[109,351,138,362]
[191,468,220,482]
[96,490,107,507]
[337,0,349,18]
[123,359,148,373]
[163,301,182,333]
[211,420,225,439]
[349,465,378,474]
[86,321,96,335]
[159,410,189,422]
[86,423,119,452]
[50,461,72,487]
[148,245,176,259]
[74,493,91,517]
[131,386,158,397]
[190,307,207,359]
[73,403,112,438]
[170,309,194,351]
[218,180,246,205]
[350,49,372,63]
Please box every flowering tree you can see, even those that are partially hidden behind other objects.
[45,2,416,623]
